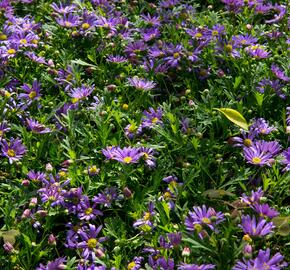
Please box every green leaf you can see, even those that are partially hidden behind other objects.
[202,189,235,199]
[272,216,290,236]
[183,237,213,252]
[215,108,248,130]
[0,229,20,245]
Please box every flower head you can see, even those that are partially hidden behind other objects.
[239,215,274,237]
[1,137,27,164]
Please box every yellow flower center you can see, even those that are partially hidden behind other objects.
[195,33,202,38]
[243,234,252,242]
[143,153,149,160]
[72,97,79,103]
[173,52,180,59]
[143,212,151,220]
[7,49,16,55]
[202,217,211,224]
[59,171,67,178]
[48,196,56,202]
[5,91,11,98]
[243,139,252,147]
[128,125,136,132]
[212,30,218,36]
[66,74,73,81]
[260,128,266,134]
[7,149,15,157]
[32,39,38,44]
[103,23,109,28]
[225,44,232,52]
[87,238,98,249]
[0,34,7,40]
[82,23,90,30]
[85,208,93,215]
[252,157,261,164]
[20,39,27,44]
[164,191,172,199]
[65,21,72,27]
[123,156,133,163]
[152,117,159,124]
[29,91,37,99]
[89,166,98,174]
[128,262,136,270]
[0,131,3,136]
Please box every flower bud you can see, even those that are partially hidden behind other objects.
[46,163,53,172]
[48,234,56,246]
[123,187,133,198]
[22,179,30,186]
[29,197,38,208]
[182,246,191,256]
[3,242,14,253]
[22,209,31,219]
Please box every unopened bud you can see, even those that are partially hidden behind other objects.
[48,234,57,246]
[22,179,30,186]
[29,197,37,208]
[182,246,191,256]
[22,209,31,219]
[46,163,53,172]
[123,187,133,198]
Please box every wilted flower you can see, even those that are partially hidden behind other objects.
[26,118,51,134]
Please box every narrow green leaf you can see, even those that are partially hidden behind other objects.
[215,108,248,130]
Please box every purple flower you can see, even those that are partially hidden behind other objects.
[56,13,81,28]
[50,2,77,14]
[125,123,143,139]
[281,147,290,171]
[246,45,270,59]
[250,118,277,135]
[141,14,160,27]
[26,118,51,134]
[185,205,225,232]
[230,131,256,148]
[265,4,287,24]
[239,215,274,237]
[241,188,264,205]
[1,137,27,164]
[92,187,119,207]
[164,44,184,68]
[133,202,155,230]
[141,107,163,129]
[148,256,175,270]
[68,85,94,103]
[271,64,290,82]
[251,203,279,218]
[110,146,142,164]
[233,249,287,270]
[36,257,66,270]
[0,121,10,139]
[138,147,156,168]
[127,257,144,270]
[243,140,281,166]
[128,77,156,91]
[77,224,107,261]
[178,263,215,270]
[27,170,46,183]
[232,34,257,48]
[77,196,103,221]
[102,146,120,160]
[107,55,127,63]
[19,79,41,102]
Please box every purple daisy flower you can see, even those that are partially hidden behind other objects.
[246,46,270,59]
[141,107,163,129]
[133,202,155,230]
[178,263,216,270]
[1,137,27,164]
[0,121,10,139]
[185,205,225,232]
[281,147,290,171]
[138,146,156,168]
[77,196,103,221]
[239,215,274,237]
[230,131,256,148]
[26,118,51,134]
[233,249,287,270]
[19,79,41,102]
[68,85,94,103]
[107,55,127,63]
[77,224,107,261]
[240,188,264,205]
[128,77,156,91]
[36,257,66,270]
[125,123,143,139]
[250,118,277,135]
[102,146,120,160]
[92,187,119,207]
[112,146,141,164]
[271,64,290,82]
[127,257,144,270]
[56,13,81,28]
[50,2,77,14]
[232,34,257,48]
[27,170,46,183]
[251,203,279,218]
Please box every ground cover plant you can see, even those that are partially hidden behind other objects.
[0,0,289,269]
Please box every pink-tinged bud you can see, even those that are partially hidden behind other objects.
[48,234,57,246]
[268,158,275,166]
[243,244,253,259]
[217,69,225,77]
[182,246,191,256]
[123,187,133,198]
[45,163,53,172]
[61,159,72,168]
[96,248,105,258]
[106,84,117,92]
[246,24,252,30]
[47,59,54,67]
[286,126,290,134]
[29,197,38,208]
[3,242,14,253]
[22,209,31,219]
[22,179,30,186]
